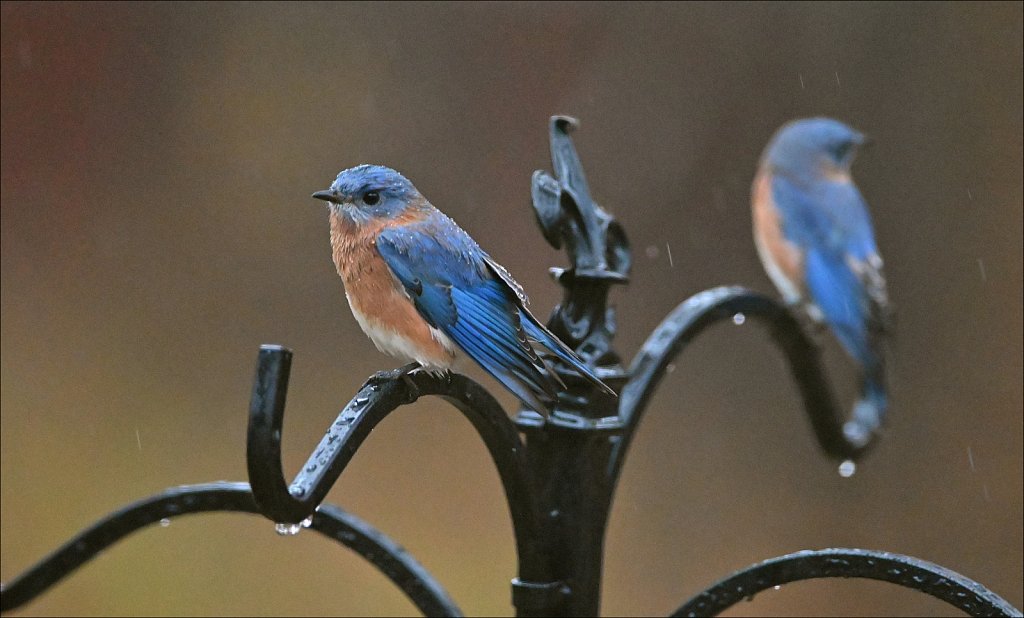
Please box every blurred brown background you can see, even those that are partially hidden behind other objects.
[2,2,1021,616]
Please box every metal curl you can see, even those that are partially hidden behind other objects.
[670,548,1022,617]
[245,345,551,589]
[611,286,876,481]
[0,482,462,617]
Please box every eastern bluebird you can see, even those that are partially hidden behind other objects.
[752,118,890,441]
[312,164,615,416]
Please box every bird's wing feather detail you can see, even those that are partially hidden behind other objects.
[478,259,615,396]
[376,224,564,412]
[483,255,529,305]
[771,175,889,371]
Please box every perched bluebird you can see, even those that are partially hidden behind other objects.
[752,118,890,438]
[312,164,615,415]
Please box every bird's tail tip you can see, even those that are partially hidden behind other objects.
[844,375,887,447]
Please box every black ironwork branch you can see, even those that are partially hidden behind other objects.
[245,345,554,610]
[0,482,461,617]
[612,285,876,483]
[671,548,1023,617]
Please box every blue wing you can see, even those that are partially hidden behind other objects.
[771,175,887,368]
[376,215,613,414]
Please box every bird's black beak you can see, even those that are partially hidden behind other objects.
[311,190,343,205]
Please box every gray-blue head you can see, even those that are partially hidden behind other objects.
[312,164,421,223]
[762,118,867,180]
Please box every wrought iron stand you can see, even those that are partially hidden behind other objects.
[1,117,1019,617]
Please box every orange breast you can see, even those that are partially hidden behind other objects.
[329,212,455,367]
[752,170,804,301]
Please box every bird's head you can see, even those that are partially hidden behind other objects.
[312,164,420,225]
[762,118,867,181]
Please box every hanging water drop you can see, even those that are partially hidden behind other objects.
[733,313,746,325]
[159,518,171,528]
[838,459,857,478]
[275,522,303,536]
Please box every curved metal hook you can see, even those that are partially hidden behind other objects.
[0,482,462,617]
[611,286,878,481]
[670,548,1022,617]
[246,345,550,586]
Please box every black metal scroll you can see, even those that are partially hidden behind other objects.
[244,346,554,612]
[0,483,461,617]
[613,285,875,484]
[671,548,1022,617]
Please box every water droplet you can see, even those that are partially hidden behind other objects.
[289,485,305,498]
[305,463,318,473]
[301,515,314,528]
[773,585,781,591]
[353,396,370,406]
[666,363,676,374]
[838,459,857,477]
[159,518,171,527]
[275,522,303,536]
[732,313,746,325]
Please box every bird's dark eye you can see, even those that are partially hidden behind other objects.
[362,191,380,206]
[832,142,853,162]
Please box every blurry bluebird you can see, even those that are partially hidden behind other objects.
[312,165,615,415]
[752,118,890,441]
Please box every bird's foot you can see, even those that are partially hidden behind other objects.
[393,362,422,378]
[361,362,421,391]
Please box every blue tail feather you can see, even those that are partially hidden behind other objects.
[520,311,616,397]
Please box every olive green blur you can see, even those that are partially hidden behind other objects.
[1,2,1021,616]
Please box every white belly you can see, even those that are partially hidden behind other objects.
[347,293,457,373]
